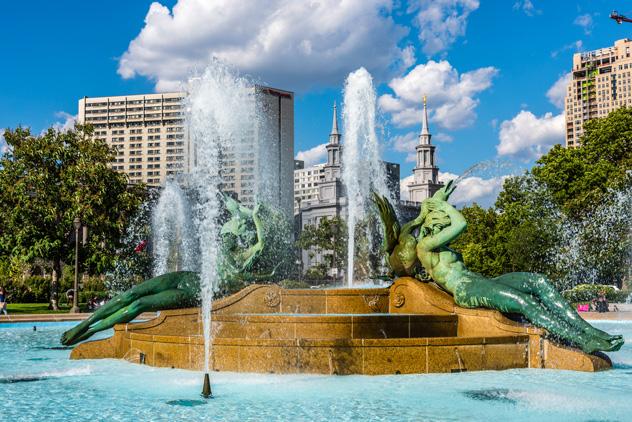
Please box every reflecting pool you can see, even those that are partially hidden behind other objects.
[1,321,631,421]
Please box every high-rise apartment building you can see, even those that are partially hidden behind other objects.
[78,86,294,216]
[78,92,187,186]
[294,163,325,215]
[565,38,632,147]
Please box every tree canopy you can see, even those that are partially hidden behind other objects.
[452,107,631,289]
[0,125,146,308]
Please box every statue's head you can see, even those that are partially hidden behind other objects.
[420,210,451,237]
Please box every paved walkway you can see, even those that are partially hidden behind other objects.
[0,312,158,324]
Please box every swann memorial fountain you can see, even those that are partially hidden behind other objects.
[61,65,622,402]
[64,182,620,376]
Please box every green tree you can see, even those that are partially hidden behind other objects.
[0,126,146,309]
[533,106,632,217]
[450,203,501,277]
[296,216,347,280]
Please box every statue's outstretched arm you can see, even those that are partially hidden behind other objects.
[420,200,466,251]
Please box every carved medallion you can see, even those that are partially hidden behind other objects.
[363,295,382,312]
[264,290,280,308]
[393,292,405,308]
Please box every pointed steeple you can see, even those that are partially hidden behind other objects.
[329,102,341,144]
[408,94,442,203]
[418,95,431,145]
[420,95,430,136]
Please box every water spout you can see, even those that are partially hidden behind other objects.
[341,68,390,288]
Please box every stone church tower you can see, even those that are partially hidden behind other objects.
[318,102,343,202]
[407,96,443,202]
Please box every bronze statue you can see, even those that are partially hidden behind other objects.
[61,197,292,346]
[375,180,624,354]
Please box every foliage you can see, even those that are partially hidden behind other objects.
[449,204,501,277]
[297,216,347,276]
[104,196,156,295]
[533,107,632,218]
[304,263,329,281]
[562,284,618,303]
[0,125,146,308]
[450,108,632,289]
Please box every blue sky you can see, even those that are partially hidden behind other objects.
[1,0,630,205]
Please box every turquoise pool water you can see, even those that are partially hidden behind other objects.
[1,320,631,421]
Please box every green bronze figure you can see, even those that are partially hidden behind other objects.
[61,196,292,346]
[375,180,624,354]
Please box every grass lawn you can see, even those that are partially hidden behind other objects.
[6,303,88,314]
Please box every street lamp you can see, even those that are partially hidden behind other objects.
[71,217,82,314]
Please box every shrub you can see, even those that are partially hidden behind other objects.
[562,284,618,303]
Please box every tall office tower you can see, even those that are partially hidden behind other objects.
[406,96,443,202]
[77,85,294,217]
[565,38,632,147]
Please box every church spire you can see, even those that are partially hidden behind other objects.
[331,102,339,135]
[420,95,430,136]
[329,102,340,144]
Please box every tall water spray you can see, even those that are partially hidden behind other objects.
[186,59,255,372]
[341,68,390,287]
[152,180,196,276]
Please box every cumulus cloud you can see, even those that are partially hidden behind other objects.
[440,171,506,207]
[546,73,570,109]
[0,132,7,154]
[400,171,506,207]
[400,174,415,200]
[391,132,418,162]
[118,0,410,91]
[409,0,479,56]
[574,14,593,35]
[51,112,77,133]
[497,110,565,159]
[434,132,454,143]
[379,60,498,129]
[295,143,327,167]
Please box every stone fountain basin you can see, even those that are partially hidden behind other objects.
[70,278,612,374]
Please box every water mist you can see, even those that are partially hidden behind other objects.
[341,68,390,287]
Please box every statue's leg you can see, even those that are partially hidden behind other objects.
[456,282,615,354]
[61,272,186,345]
[492,273,623,344]
[72,288,196,344]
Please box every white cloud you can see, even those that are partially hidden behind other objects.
[391,132,418,162]
[546,73,570,109]
[513,0,540,16]
[409,0,479,56]
[400,175,414,200]
[118,0,410,91]
[574,14,593,35]
[497,110,564,159]
[434,132,454,143]
[295,143,327,167]
[51,112,77,133]
[400,171,505,207]
[379,60,498,130]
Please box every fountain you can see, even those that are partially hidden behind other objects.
[152,179,196,276]
[341,68,391,287]
[62,65,621,384]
